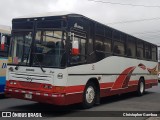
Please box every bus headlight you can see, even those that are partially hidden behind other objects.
[9,67,14,72]
[13,82,17,85]
[10,81,17,85]
[10,81,14,84]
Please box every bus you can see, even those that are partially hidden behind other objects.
[0,25,11,94]
[5,12,158,108]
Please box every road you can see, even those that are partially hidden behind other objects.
[0,83,160,120]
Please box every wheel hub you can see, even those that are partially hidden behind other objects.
[86,86,95,103]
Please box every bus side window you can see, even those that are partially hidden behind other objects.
[152,46,157,61]
[95,36,105,61]
[137,41,144,59]
[71,36,86,64]
[113,45,120,54]
[127,36,136,57]
[113,41,124,55]
[144,43,151,60]
[104,38,111,53]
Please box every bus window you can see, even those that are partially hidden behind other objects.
[34,30,66,67]
[105,27,112,39]
[113,31,120,40]
[87,38,93,54]
[127,36,136,57]
[71,35,86,64]
[95,36,104,52]
[0,34,10,57]
[137,41,144,59]
[95,36,105,61]
[95,24,105,36]
[152,45,157,61]
[145,43,151,59]
[113,41,124,55]
[104,38,111,53]
[11,32,32,65]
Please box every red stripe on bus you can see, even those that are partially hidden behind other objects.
[6,79,157,95]
[111,66,136,89]
[5,79,157,105]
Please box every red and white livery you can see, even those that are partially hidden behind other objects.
[5,12,158,108]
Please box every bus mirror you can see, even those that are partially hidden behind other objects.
[1,35,5,51]
[72,40,79,55]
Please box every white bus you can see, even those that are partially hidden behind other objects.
[5,12,158,108]
[0,25,11,94]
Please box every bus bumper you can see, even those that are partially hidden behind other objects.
[5,88,66,105]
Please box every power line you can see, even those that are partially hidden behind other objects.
[137,34,160,38]
[139,34,160,38]
[132,30,160,35]
[135,34,160,39]
[88,0,160,8]
[107,17,160,24]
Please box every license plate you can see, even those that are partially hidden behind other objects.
[25,94,32,99]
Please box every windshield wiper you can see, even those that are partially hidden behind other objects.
[33,53,46,73]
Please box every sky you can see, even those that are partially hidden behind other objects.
[0,0,160,45]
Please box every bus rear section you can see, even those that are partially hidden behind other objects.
[5,13,158,108]
[0,25,11,94]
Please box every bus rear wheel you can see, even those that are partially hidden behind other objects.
[137,79,145,96]
[82,82,96,109]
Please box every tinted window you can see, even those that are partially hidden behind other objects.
[95,24,105,36]
[152,45,157,61]
[113,31,120,40]
[105,27,112,38]
[127,36,136,57]
[144,43,151,59]
[137,40,144,59]
[95,36,104,51]
[113,41,124,55]
[95,36,105,61]
[104,38,111,53]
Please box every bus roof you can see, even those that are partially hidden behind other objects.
[0,25,11,34]
[16,11,80,19]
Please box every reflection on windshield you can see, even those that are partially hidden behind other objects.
[33,30,66,68]
[10,32,32,65]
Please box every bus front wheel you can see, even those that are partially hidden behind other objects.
[82,82,96,109]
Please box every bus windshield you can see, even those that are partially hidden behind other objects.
[33,30,66,68]
[10,30,66,68]
[10,31,32,65]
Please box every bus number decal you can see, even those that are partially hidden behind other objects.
[92,65,95,70]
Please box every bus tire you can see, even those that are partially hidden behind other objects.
[82,82,96,109]
[137,79,145,96]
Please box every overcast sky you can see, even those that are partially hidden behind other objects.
[0,0,160,45]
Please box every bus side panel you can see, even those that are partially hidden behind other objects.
[67,56,158,99]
